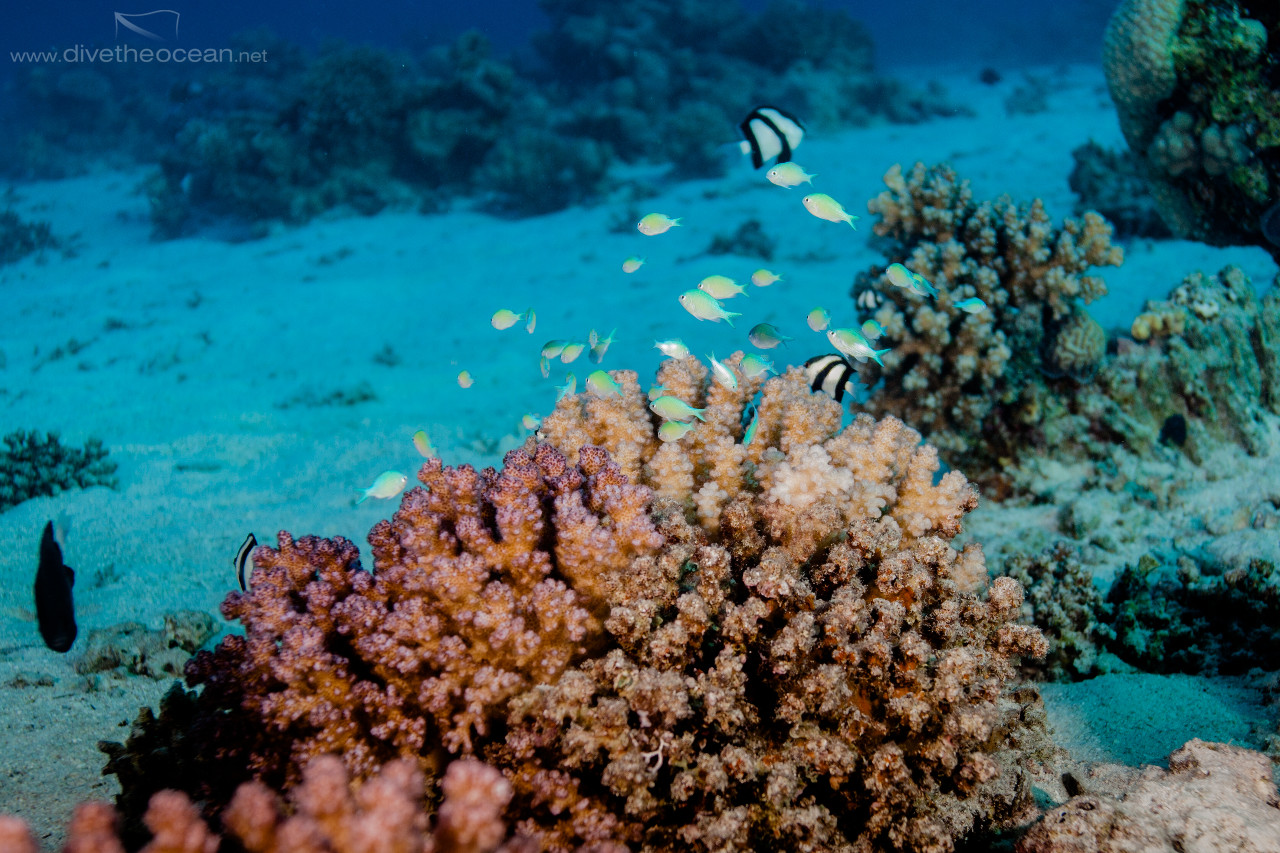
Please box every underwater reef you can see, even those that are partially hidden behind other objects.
[995,532,1280,684]
[1006,260,1279,477]
[849,161,1123,492]
[837,160,1280,700]
[849,162,1280,497]
[1103,0,1280,258]
[0,62,175,180]
[90,367,1050,853]
[0,429,117,512]
[530,0,960,178]
[4,0,968,236]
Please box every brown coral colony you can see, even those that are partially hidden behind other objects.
[144,365,1047,853]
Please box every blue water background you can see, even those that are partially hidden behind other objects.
[4,0,1116,69]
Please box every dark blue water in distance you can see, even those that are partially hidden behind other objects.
[4,0,1116,69]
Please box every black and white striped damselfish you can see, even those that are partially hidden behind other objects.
[34,519,76,653]
[738,106,805,169]
[804,353,859,402]
[234,532,257,592]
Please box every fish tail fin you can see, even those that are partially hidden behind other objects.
[356,491,369,505]
[725,311,742,327]
[694,410,707,422]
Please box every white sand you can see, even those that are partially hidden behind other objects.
[1,63,1275,846]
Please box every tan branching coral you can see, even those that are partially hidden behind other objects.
[542,356,975,541]
[849,162,1122,480]
[520,364,1046,852]
[105,366,1044,853]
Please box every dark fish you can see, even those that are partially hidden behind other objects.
[234,532,257,592]
[34,520,76,653]
[739,106,805,169]
[1260,201,1280,247]
[1159,414,1187,447]
[804,353,858,402]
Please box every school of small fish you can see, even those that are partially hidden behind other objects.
[342,104,989,559]
[34,102,1000,643]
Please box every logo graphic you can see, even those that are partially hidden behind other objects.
[113,10,180,42]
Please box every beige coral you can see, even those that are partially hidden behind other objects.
[1043,306,1107,381]
[542,361,976,541]
[1103,0,1188,150]
[1130,306,1188,341]
[504,363,1044,851]
[857,162,1122,471]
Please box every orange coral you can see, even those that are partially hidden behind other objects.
[3,757,552,853]
[176,442,663,795]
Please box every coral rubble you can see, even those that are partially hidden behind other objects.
[1107,549,1280,677]
[104,367,1046,853]
[1018,739,1280,852]
[996,543,1116,682]
[74,611,218,680]
[1098,265,1280,461]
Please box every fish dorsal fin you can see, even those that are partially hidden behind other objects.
[52,512,70,550]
